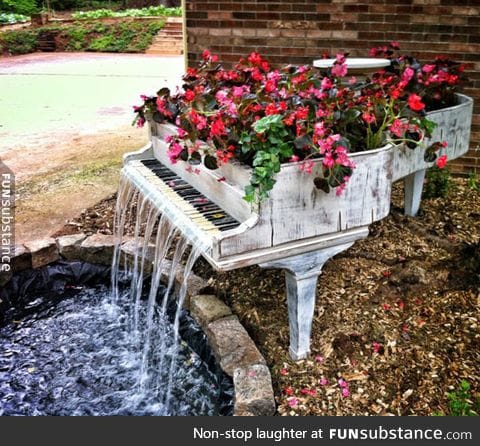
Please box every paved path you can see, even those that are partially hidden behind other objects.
[0,52,184,242]
[0,52,184,151]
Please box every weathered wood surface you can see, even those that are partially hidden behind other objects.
[151,125,394,261]
[392,93,473,182]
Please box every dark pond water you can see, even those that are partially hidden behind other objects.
[0,283,231,416]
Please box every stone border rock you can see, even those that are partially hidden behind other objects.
[1,234,276,416]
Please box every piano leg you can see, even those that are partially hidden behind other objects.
[404,168,426,217]
[260,242,358,360]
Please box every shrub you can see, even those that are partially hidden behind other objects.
[0,12,29,24]
[0,0,37,15]
[0,28,39,54]
[0,19,164,55]
[71,5,181,19]
[423,165,452,199]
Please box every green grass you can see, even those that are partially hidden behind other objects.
[0,19,165,55]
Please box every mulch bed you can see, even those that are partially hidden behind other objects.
[52,180,480,416]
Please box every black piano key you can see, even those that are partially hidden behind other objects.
[140,158,241,231]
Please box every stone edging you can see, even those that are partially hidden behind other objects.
[1,234,276,416]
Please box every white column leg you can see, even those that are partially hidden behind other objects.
[260,242,360,360]
[404,169,426,217]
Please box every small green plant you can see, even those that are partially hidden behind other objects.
[467,170,479,192]
[446,380,478,416]
[0,28,39,54]
[71,5,181,20]
[0,19,164,55]
[423,165,452,199]
[0,12,29,24]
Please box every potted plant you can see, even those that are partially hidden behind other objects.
[133,50,448,209]
[369,43,473,215]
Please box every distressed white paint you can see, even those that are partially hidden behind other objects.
[260,240,365,359]
[392,93,473,216]
[393,93,473,182]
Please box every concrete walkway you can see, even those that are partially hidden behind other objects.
[0,52,184,151]
[0,52,184,242]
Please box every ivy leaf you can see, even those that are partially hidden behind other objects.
[204,155,218,170]
[327,165,353,188]
[314,177,330,193]
[189,151,201,165]
[179,149,189,161]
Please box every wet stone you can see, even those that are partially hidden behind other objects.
[11,245,32,273]
[24,238,59,269]
[206,315,266,377]
[233,364,275,416]
[174,270,208,309]
[79,234,116,266]
[190,295,232,330]
[0,270,12,288]
[56,234,87,261]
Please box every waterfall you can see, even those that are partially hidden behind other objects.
[111,167,203,413]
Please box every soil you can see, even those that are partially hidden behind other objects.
[53,179,480,416]
[6,125,148,243]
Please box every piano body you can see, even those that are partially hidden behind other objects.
[123,122,394,359]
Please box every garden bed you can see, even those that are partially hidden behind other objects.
[53,178,480,416]
[0,17,165,55]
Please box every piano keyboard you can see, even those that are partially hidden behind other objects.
[139,159,241,232]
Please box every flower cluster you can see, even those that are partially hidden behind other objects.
[370,42,465,111]
[134,46,460,202]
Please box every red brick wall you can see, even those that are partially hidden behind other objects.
[185,0,479,176]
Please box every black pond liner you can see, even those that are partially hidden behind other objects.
[0,260,234,416]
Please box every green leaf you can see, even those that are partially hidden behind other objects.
[179,149,188,161]
[189,151,201,165]
[157,87,170,97]
[204,155,218,170]
[252,114,283,133]
[294,135,312,150]
[313,177,330,193]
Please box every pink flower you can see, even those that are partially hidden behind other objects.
[389,118,405,138]
[422,64,436,73]
[408,93,426,112]
[362,111,376,124]
[331,63,347,78]
[322,152,335,169]
[287,397,299,408]
[315,355,324,363]
[338,378,348,389]
[184,90,195,102]
[280,368,288,376]
[284,386,294,396]
[319,377,328,386]
[436,155,447,169]
[402,67,415,83]
[289,155,300,163]
[373,341,382,353]
[342,387,350,398]
[321,77,333,90]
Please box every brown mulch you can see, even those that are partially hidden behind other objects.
[52,180,480,416]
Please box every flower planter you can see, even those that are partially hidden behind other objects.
[392,93,473,215]
[150,122,394,259]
